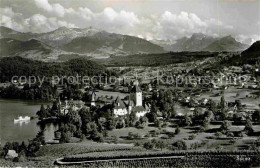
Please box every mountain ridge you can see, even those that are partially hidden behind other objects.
[151,33,249,52]
[0,26,165,60]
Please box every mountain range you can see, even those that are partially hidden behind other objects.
[0,26,250,61]
[152,33,249,52]
[0,26,164,61]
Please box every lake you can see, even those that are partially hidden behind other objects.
[0,98,57,145]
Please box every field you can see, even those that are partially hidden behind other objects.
[200,87,260,110]
[0,141,135,167]
[59,150,260,168]
[94,52,217,67]
[105,122,260,150]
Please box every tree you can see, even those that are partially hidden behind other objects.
[147,101,158,122]
[140,116,148,127]
[244,119,254,135]
[79,107,92,133]
[172,140,187,150]
[202,117,210,130]
[220,120,231,134]
[17,150,26,162]
[235,100,242,108]
[154,119,162,128]
[175,125,180,135]
[11,142,19,152]
[82,92,90,102]
[27,140,41,157]
[252,110,260,122]
[36,104,47,120]
[106,118,116,130]
[3,142,13,155]
[183,115,192,126]
[19,141,27,153]
[85,122,98,138]
[135,121,142,129]
[50,101,59,116]
[256,137,260,147]
[143,141,154,150]
[92,132,104,143]
[220,95,227,112]
[155,140,167,150]
[67,110,82,127]
[128,111,137,127]
[194,107,204,119]
[60,131,71,143]
[116,118,125,129]
[208,99,217,114]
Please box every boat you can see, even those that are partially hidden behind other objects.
[14,116,30,122]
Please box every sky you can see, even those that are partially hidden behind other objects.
[0,0,259,44]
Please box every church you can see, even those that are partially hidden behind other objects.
[91,84,149,118]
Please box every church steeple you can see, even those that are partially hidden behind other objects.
[130,83,142,107]
[91,90,96,106]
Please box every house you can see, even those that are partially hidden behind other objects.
[5,150,18,160]
[113,96,128,116]
[90,93,114,107]
[59,98,85,114]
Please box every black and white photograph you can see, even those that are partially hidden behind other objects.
[0,0,260,167]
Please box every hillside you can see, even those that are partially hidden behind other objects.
[241,41,260,58]
[202,36,248,52]
[170,33,217,52]
[37,27,100,47]
[241,41,260,63]
[62,32,165,55]
[0,38,52,57]
[0,56,107,82]
[0,26,37,41]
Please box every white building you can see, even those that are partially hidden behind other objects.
[113,84,148,118]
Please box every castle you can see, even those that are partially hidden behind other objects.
[91,84,149,118]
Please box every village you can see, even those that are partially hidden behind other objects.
[25,55,258,152]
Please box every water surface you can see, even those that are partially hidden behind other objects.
[0,98,56,145]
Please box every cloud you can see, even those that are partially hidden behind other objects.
[1,7,15,17]
[24,14,76,33]
[32,0,237,40]
[35,0,65,17]
[33,0,140,33]
[35,0,52,12]
[155,11,234,40]
[0,7,76,33]
[0,7,25,31]
[236,34,260,45]
[66,7,140,33]
[99,7,140,29]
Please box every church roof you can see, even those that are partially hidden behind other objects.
[114,96,126,109]
[132,106,146,113]
[131,85,142,92]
